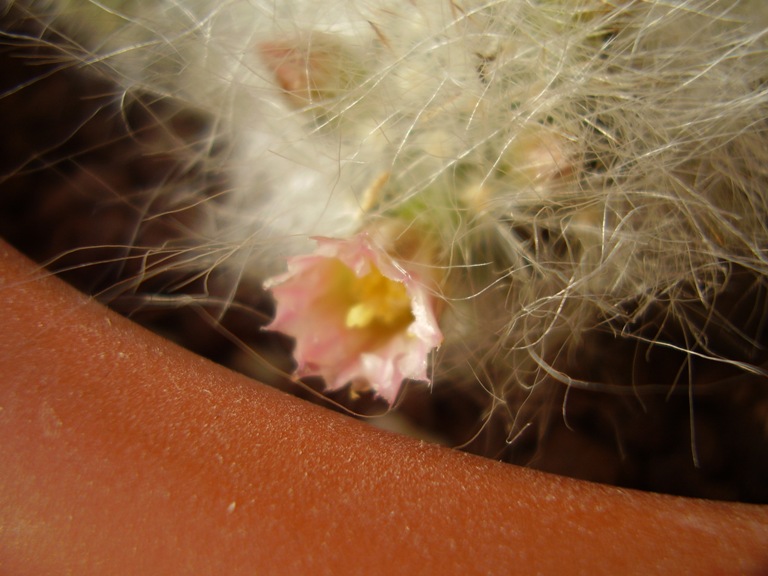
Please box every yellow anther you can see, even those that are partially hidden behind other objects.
[344,268,413,330]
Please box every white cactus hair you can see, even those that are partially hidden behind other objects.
[3,0,768,496]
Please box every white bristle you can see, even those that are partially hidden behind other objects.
[5,0,768,495]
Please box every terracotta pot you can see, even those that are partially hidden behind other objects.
[1,237,766,574]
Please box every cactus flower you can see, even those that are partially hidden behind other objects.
[264,233,442,404]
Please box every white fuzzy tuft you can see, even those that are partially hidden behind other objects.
[6,0,768,491]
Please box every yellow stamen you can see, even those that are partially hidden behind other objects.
[345,268,413,331]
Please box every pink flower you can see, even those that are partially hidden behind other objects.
[264,233,442,404]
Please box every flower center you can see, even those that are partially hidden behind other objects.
[344,267,414,331]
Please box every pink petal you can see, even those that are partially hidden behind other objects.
[264,233,442,403]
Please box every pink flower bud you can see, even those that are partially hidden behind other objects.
[259,35,363,107]
[264,233,442,404]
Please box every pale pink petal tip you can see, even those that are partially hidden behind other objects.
[264,233,442,404]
